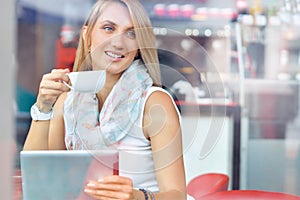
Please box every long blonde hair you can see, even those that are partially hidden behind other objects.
[73,0,161,86]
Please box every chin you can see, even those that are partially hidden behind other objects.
[107,65,128,74]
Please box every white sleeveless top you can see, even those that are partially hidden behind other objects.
[117,86,181,192]
[64,86,181,192]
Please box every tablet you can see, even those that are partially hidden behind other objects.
[20,150,118,200]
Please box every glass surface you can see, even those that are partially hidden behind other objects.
[16,0,300,198]
[15,0,94,163]
[15,1,94,199]
[237,14,300,196]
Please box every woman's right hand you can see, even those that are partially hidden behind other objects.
[35,68,71,112]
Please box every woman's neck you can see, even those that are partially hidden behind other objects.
[96,72,122,111]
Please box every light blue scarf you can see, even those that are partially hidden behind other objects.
[64,60,153,150]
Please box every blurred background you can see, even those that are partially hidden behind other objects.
[12,0,300,198]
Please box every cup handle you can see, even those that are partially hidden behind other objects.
[63,81,73,90]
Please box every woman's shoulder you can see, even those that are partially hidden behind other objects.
[146,86,172,101]
[145,86,178,111]
[143,87,181,138]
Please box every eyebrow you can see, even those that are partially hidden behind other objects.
[100,20,134,31]
[100,20,116,26]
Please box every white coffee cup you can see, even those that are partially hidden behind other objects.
[64,70,106,93]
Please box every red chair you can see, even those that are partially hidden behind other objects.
[186,173,229,200]
[201,190,300,200]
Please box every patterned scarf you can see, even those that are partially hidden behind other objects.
[64,60,153,150]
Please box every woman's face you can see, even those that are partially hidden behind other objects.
[88,2,138,75]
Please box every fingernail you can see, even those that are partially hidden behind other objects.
[97,178,104,182]
[87,182,96,187]
[84,188,92,193]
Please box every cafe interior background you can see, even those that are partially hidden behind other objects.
[3,0,300,198]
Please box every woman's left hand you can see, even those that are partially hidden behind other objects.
[84,175,134,200]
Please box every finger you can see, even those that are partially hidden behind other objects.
[38,88,66,99]
[84,185,132,200]
[101,175,133,185]
[51,68,70,74]
[43,70,70,83]
[44,73,69,83]
[85,181,132,193]
[40,80,70,93]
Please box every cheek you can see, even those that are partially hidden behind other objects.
[90,44,105,66]
[125,39,139,54]
[90,31,109,51]
[91,40,105,53]
[128,50,138,59]
[126,43,138,62]
[125,50,138,69]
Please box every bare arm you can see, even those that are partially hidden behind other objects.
[23,69,70,150]
[143,90,187,200]
[23,120,51,150]
[48,93,67,150]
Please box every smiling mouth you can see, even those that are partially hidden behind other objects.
[105,51,125,59]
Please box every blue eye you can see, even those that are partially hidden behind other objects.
[103,26,114,32]
[126,30,136,39]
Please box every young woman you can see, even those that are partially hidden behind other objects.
[23,0,187,199]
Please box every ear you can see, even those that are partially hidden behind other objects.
[82,26,88,41]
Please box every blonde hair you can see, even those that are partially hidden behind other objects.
[73,0,161,86]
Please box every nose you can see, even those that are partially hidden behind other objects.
[110,33,124,50]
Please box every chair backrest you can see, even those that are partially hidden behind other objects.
[200,190,300,200]
[187,173,229,200]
